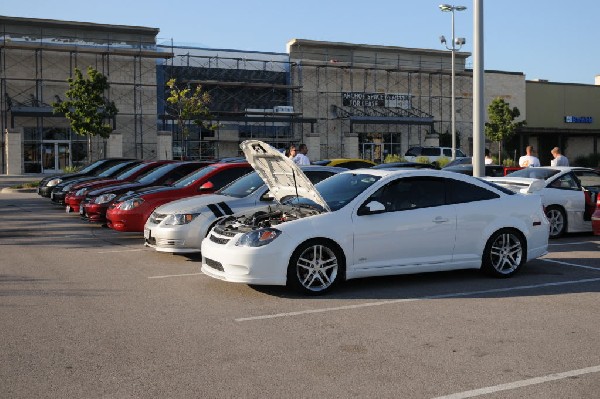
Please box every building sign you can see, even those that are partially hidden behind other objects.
[342,92,411,109]
[564,116,593,123]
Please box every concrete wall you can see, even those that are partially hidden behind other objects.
[5,128,23,174]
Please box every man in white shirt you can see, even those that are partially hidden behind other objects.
[518,145,540,167]
[293,143,311,165]
[550,147,569,166]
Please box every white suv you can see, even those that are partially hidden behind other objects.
[404,146,467,163]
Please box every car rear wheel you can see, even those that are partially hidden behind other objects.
[481,229,525,277]
[287,240,342,295]
[546,206,566,238]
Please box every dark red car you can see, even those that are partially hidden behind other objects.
[80,161,210,223]
[65,160,175,213]
[105,162,253,232]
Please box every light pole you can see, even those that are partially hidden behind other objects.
[439,4,466,160]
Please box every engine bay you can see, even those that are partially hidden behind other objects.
[214,204,321,235]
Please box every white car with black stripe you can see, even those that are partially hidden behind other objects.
[143,165,346,254]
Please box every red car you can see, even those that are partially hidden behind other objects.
[64,160,174,213]
[106,162,253,232]
[592,193,600,235]
[80,161,209,223]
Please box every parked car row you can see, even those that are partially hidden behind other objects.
[37,145,599,295]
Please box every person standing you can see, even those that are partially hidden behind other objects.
[484,148,493,165]
[518,145,540,167]
[550,147,569,166]
[285,145,296,160]
[293,143,310,165]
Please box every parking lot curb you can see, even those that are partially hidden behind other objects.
[1,187,37,193]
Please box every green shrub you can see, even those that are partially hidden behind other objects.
[414,156,430,164]
[384,154,406,163]
[63,165,80,173]
[10,181,40,189]
[502,158,516,167]
[436,156,450,168]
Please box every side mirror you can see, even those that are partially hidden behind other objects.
[357,200,386,216]
[199,181,214,191]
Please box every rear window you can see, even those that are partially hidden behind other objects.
[421,148,441,156]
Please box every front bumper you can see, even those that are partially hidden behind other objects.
[50,190,67,205]
[38,186,54,197]
[80,201,110,222]
[106,208,146,232]
[143,217,207,254]
[200,231,288,286]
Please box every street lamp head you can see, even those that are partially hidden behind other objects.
[440,35,447,44]
[455,37,466,46]
[439,4,467,12]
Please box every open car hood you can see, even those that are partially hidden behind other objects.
[241,140,330,212]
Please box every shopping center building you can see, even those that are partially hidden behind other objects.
[2,15,599,174]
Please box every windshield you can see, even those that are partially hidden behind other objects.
[218,172,264,198]
[286,173,381,211]
[506,168,560,180]
[97,162,135,177]
[77,159,106,174]
[137,163,181,184]
[173,166,217,188]
[116,162,151,180]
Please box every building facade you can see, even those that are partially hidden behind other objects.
[0,16,167,174]
[2,16,599,174]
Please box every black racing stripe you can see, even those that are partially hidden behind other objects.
[217,202,234,215]
[207,203,224,218]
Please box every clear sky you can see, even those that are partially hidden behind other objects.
[3,0,598,84]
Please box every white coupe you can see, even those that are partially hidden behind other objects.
[201,140,549,294]
[486,167,600,238]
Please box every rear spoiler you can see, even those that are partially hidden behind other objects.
[485,178,545,194]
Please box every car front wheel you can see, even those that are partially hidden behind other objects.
[546,206,566,238]
[481,229,525,277]
[287,240,342,295]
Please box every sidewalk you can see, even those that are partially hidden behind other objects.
[0,174,47,193]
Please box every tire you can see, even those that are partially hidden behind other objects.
[545,206,566,239]
[481,229,526,277]
[287,240,343,295]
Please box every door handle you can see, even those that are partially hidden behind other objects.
[433,216,449,223]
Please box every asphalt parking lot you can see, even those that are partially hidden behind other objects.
[1,191,599,398]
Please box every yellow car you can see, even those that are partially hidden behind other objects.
[312,158,376,169]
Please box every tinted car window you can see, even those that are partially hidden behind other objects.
[443,148,452,157]
[299,173,380,211]
[548,173,579,190]
[219,172,265,198]
[368,177,445,212]
[205,167,253,190]
[405,148,421,157]
[446,179,499,204]
[506,168,560,180]
[573,170,600,188]
[421,148,440,156]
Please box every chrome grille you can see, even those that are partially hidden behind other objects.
[209,234,230,245]
[213,225,237,237]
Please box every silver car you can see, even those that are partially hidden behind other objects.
[143,165,346,254]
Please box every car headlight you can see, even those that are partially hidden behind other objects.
[47,178,62,187]
[163,213,200,226]
[94,193,116,204]
[118,198,144,210]
[76,188,89,196]
[236,228,281,247]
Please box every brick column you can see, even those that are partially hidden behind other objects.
[157,130,173,160]
[5,128,23,174]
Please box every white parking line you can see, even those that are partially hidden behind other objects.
[235,277,600,322]
[431,365,600,399]
[96,248,146,254]
[148,273,205,279]
[548,240,598,246]
[541,258,600,271]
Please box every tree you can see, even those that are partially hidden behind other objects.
[165,78,213,160]
[52,66,118,163]
[484,98,525,163]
